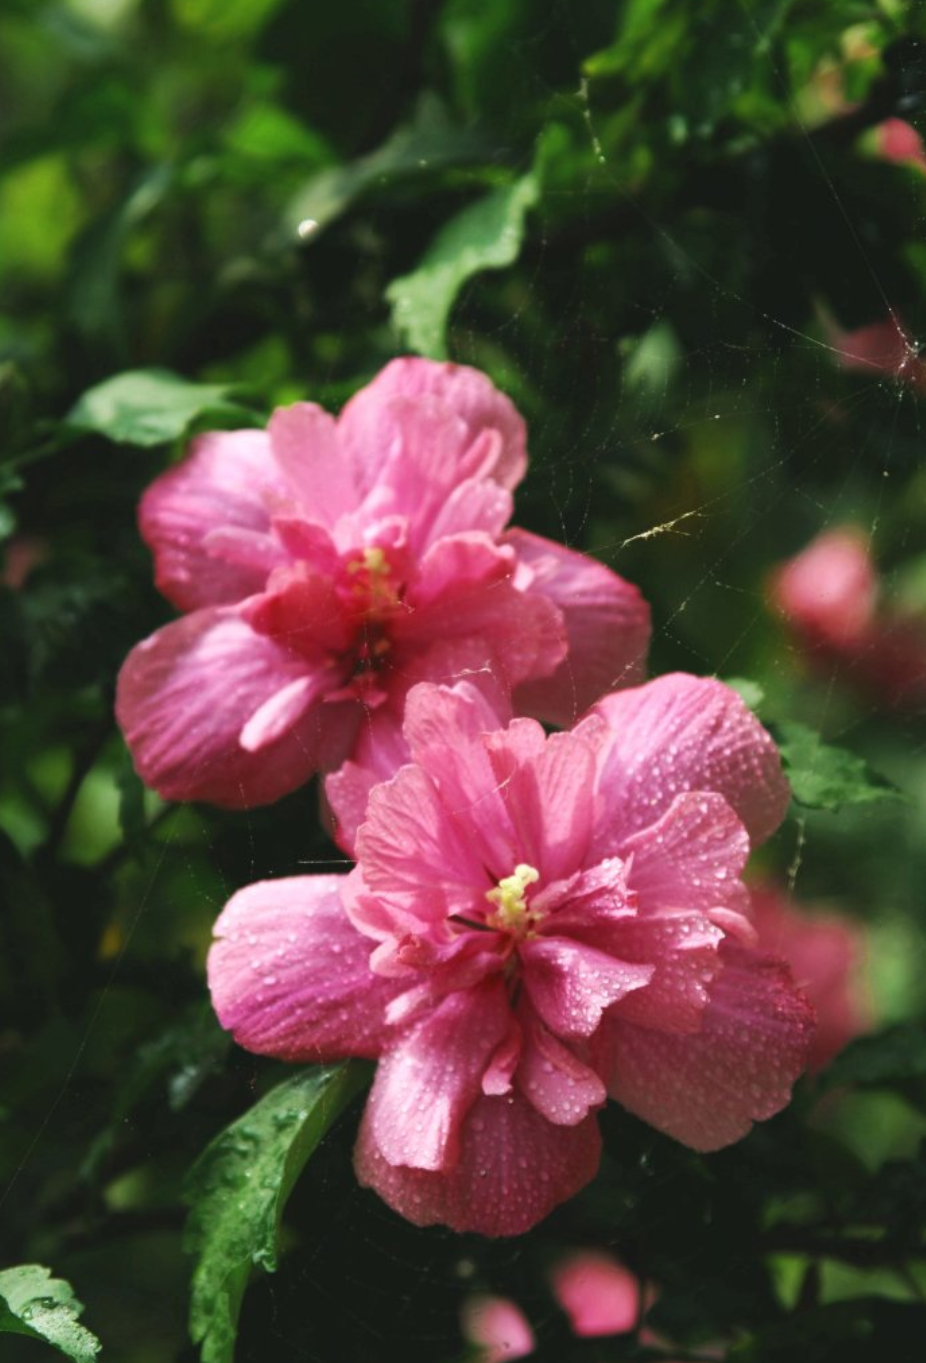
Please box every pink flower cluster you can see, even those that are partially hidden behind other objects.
[117,357,820,1236]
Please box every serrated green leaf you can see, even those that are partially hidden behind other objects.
[386,172,538,359]
[66,369,256,447]
[0,1264,100,1363]
[770,721,900,812]
[184,1063,368,1363]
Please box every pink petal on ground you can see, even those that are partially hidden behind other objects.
[339,357,528,496]
[116,609,360,806]
[598,941,815,1150]
[550,1251,640,1337]
[770,526,877,647]
[208,876,398,1060]
[593,673,790,850]
[621,791,751,916]
[139,429,284,611]
[461,1296,535,1362]
[521,937,653,1038]
[268,402,358,524]
[516,1013,606,1125]
[354,1088,601,1236]
[505,529,651,725]
[750,883,871,1071]
[365,981,510,1171]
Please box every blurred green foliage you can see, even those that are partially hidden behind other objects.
[3,0,926,1360]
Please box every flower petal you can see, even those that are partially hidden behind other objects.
[621,791,751,917]
[339,357,527,497]
[592,673,790,850]
[116,609,359,806]
[139,429,283,611]
[208,875,398,1060]
[549,1252,640,1338]
[365,981,511,1171]
[520,937,653,1038]
[354,1089,601,1236]
[268,402,358,524]
[598,940,815,1150]
[461,1296,535,1362]
[516,1013,606,1126]
[506,529,651,725]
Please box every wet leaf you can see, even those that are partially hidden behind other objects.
[0,1264,100,1362]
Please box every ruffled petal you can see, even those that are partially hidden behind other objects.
[354,1089,601,1236]
[516,1013,606,1126]
[267,402,358,525]
[116,609,360,806]
[365,981,510,1171]
[520,937,653,1038]
[600,909,723,1034]
[139,429,284,611]
[592,674,790,850]
[598,941,815,1150]
[208,875,398,1060]
[339,357,527,497]
[621,791,751,917]
[506,529,651,725]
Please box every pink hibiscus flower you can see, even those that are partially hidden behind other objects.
[769,526,926,709]
[749,883,871,1071]
[116,358,649,807]
[207,673,814,1236]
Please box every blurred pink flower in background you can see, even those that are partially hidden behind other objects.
[117,357,649,808]
[877,117,926,172]
[461,1295,535,1361]
[828,313,926,393]
[770,525,926,709]
[549,1249,641,1336]
[749,884,871,1071]
[0,533,45,590]
[209,673,813,1236]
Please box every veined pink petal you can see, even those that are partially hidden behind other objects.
[621,791,751,917]
[354,1089,601,1236]
[268,402,357,523]
[520,936,653,1038]
[338,356,527,496]
[506,529,651,725]
[365,981,510,1171]
[496,727,601,883]
[208,876,398,1060]
[429,478,514,545]
[599,941,815,1150]
[139,429,283,610]
[516,1013,606,1126]
[116,609,359,807]
[410,533,514,607]
[550,1251,640,1337]
[593,674,790,850]
[601,909,723,1034]
[239,674,327,752]
[461,1295,535,1362]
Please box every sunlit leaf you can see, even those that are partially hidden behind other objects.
[0,1265,100,1362]
[67,369,255,447]
[770,721,901,812]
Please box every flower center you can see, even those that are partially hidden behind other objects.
[346,546,400,619]
[486,863,542,938]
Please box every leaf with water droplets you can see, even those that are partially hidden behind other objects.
[386,172,539,359]
[184,1062,368,1363]
[0,1264,101,1362]
[769,720,901,813]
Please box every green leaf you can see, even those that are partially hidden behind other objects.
[386,172,539,359]
[67,369,256,447]
[822,1025,926,1095]
[722,676,765,711]
[184,1063,368,1363]
[0,1264,100,1363]
[284,92,487,239]
[770,721,901,812]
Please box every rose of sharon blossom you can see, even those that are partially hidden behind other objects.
[116,358,649,807]
[208,674,814,1236]
[750,883,871,1071]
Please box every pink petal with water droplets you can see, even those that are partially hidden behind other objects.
[116,609,360,807]
[338,357,527,496]
[516,1013,606,1125]
[601,909,724,1034]
[599,940,815,1150]
[366,981,511,1171]
[498,727,601,883]
[520,936,653,1038]
[208,876,397,1060]
[267,402,358,524]
[506,529,651,725]
[354,1089,601,1236]
[550,1251,640,1337]
[621,791,751,916]
[139,429,283,610]
[593,673,790,849]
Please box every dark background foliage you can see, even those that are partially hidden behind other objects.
[3,1,926,1359]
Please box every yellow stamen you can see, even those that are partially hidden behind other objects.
[348,545,388,576]
[486,863,541,935]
